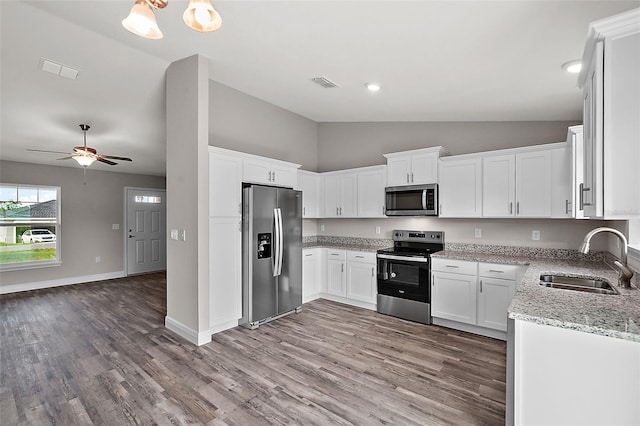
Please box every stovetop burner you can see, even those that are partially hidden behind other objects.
[377,230,445,258]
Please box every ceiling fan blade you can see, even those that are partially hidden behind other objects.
[100,155,132,161]
[28,149,71,155]
[97,158,118,166]
[56,156,74,160]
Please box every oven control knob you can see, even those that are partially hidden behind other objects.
[391,272,397,278]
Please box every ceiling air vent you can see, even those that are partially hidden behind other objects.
[311,76,340,88]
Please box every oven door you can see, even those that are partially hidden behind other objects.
[376,254,430,302]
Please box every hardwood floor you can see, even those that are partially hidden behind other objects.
[0,273,506,425]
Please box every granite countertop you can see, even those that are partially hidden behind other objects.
[302,242,384,252]
[433,250,640,343]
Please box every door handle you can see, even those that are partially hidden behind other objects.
[128,235,135,238]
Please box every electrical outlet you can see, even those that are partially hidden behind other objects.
[475,228,482,238]
[375,226,381,235]
[95,256,101,263]
[112,224,120,230]
[179,230,186,241]
[532,230,540,241]
[321,224,325,232]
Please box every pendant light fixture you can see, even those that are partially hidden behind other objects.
[122,0,222,39]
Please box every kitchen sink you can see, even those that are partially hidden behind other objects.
[539,274,618,295]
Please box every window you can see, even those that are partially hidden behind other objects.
[0,183,61,270]
[134,195,162,204]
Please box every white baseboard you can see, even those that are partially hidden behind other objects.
[165,315,212,346]
[210,319,239,335]
[433,317,507,341]
[0,271,126,294]
[318,293,376,311]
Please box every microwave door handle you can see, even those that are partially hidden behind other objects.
[422,189,427,211]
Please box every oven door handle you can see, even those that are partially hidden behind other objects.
[376,254,430,263]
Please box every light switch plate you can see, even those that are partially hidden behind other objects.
[375,226,381,235]
[112,224,120,230]
[179,230,186,241]
[170,229,179,240]
[532,230,540,241]
[475,228,482,238]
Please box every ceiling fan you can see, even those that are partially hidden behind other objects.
[28,124,133,167]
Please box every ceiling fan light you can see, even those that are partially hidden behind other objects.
[122,0,163,39]
[73,155,97,167]
[183,0,222,32]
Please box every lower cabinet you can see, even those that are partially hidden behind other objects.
[431,258,520,339]
[346,251,377,305]
[302,248,322,303]
[326,249,347,297]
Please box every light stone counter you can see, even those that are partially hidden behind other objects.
[432,248,640,342]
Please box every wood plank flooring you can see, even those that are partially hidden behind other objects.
[0,273,506,425]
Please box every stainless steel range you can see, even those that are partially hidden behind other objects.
[376,230,444,324]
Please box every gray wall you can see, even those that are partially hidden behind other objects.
[317,121,580,172]
[209,80,318,171]
[0,160,165,287]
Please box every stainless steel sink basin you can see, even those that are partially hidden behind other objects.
[539,274,618,295]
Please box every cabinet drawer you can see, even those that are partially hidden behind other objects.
[327,249,346,260]
[431,258,477,275]
[347,251,376,263]
[303,249,316,259]
[478,262,517,280]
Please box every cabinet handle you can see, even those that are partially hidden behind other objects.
[268,171,272,181]
[339,207,342,216]
[580,183,591,209]
[273,171,276,181]
[446,265,459,268]
[238,221,242,232]
[371,267,374,277]
[303,207,306,216]
[411,172,414,183]
[406,173,410,183]
[341,263,344,272]
[336,207,339,216]
[565,199,570,215]
[238,203,242,214]
[356,255,365,258]
[509,202,513,214]
[488,269,505,273]
[382,206,385,215]
[305,253,313,257]
[331,253,340,256]
[480,280,483,293]
[432,275,435,287]
[516,202,520,215]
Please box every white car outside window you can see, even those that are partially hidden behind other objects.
[22,229,56,243]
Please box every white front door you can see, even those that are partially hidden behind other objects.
[126,188,166,275]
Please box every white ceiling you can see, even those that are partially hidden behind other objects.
[1,1,638,176]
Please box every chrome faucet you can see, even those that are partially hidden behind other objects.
[579,227,634,288]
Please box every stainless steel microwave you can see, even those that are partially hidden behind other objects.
[385,184,438,216]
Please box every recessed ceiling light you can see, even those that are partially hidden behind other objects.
[561,60,582,74]
[366,83,380,92]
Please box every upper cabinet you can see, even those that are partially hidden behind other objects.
[439,157,482,218]
[243,157,299,188]
[578,8,640,219]
[357,166,387,218]
[384,146,447,186]
[209,148,243,217]
[323,171,358,218]
[298,171,321,218]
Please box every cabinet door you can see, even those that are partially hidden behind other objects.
[300,172,320,218]
[346,260,376,304]
[387,156,412,186]
[432,271,477,325]
[209,217,242,327]
[339,173,358,217]
[322,175,339,218]
[439,158,482,217]
[243,159,272,185]
[411,152,439,184]
[326,258,346,297]
[302,250,319,302]
[551,146,572,218]
[483,154,515,217]
[271,164,298,188]
[357,168,386,218]
[582,41,604,218]
[477,277,515,331]
[209,152,242,217]
[515,150,551,217]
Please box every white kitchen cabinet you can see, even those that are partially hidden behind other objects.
[209,149,243,217]
[209,217,242,332]
[243,157,299,188]
[302,248,321,303]
[323,172,357,218]
[357,166,386,218]
[326,249,346,297]
[550,144,572,218]
[346,251,377,305]
[567,126,585,219]
[578,10,640,219]
[383,146,446,186]
[431,259,478,325]
[477,263,517,331]
[438,156,482,217]
[482,148,553,218]
[299,171,320,218]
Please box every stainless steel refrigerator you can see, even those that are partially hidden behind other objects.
[240,185,302,329]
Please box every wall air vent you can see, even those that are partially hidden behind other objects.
[39,58,80,80]
[311,76,340,88]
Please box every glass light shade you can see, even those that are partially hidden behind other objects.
[183,0,222,32]
[73,155,97,167]
[122,0,163,39]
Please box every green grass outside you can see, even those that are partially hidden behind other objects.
[0,248,57,264]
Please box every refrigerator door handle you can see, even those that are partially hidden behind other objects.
[273,208,281,277]
[277,208,284,276]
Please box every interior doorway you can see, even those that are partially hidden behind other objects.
[125,187,167,275]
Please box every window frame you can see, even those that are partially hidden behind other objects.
[0,183,62,271]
